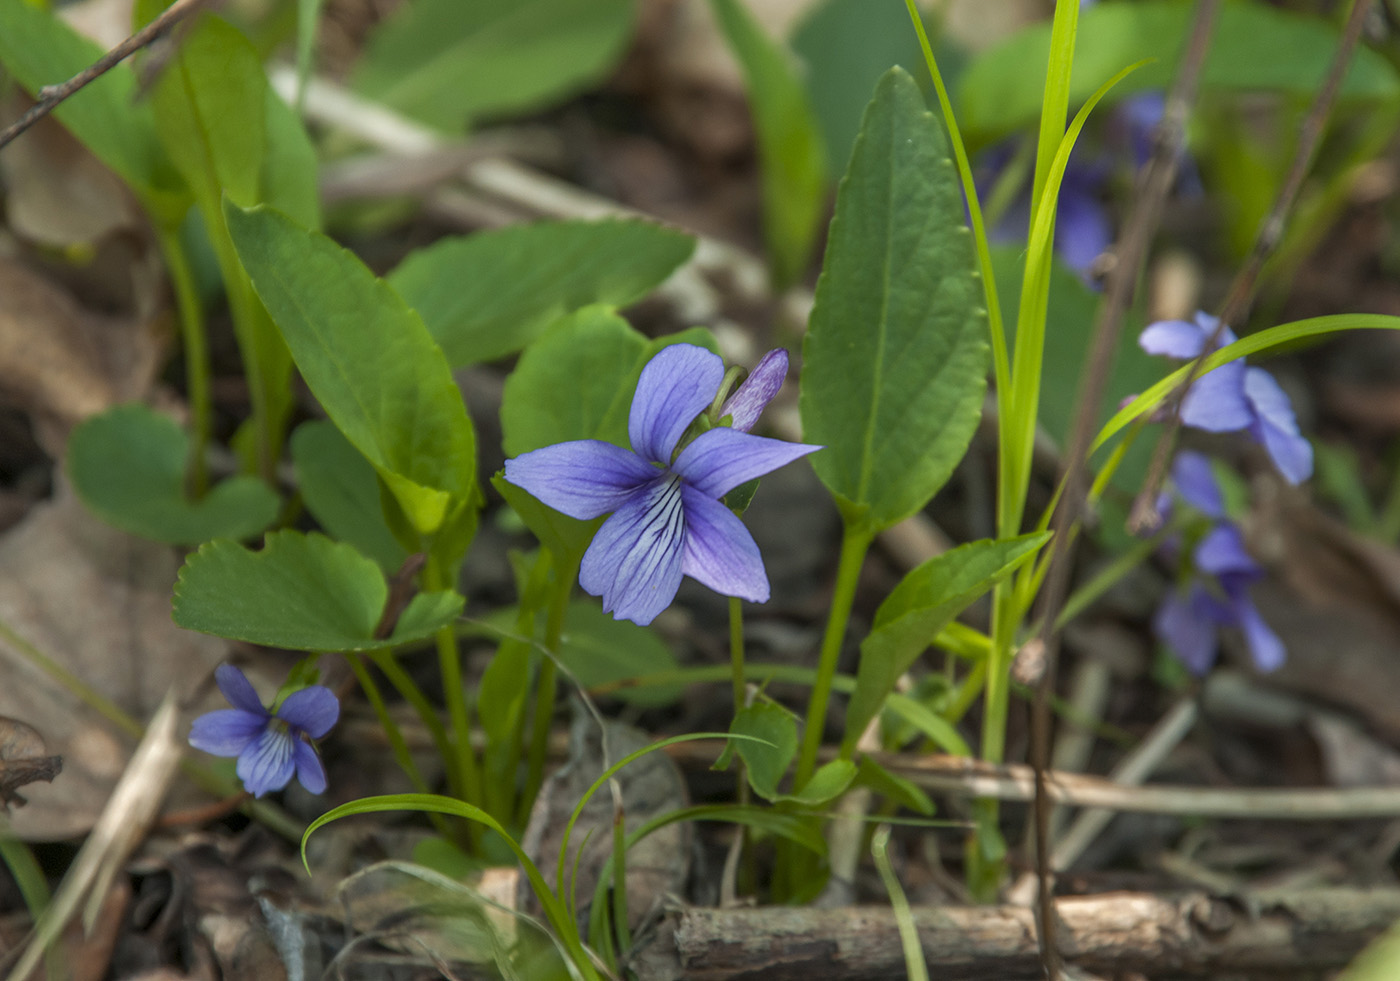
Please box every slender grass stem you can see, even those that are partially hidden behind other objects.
[520,562,571,822]
[423,556,482,816]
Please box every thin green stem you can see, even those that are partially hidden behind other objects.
[346,654,431,795]
[0,616,142,741]
[424,556,483,812]
[520,559,573,823]
[368,651,455,783]
[797,523,873,785]
[155,225,211,496]
[728,596,746,718]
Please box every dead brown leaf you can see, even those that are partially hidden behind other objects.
[0,489,227,840]
[0,257,166,454]
[0,716,62,809]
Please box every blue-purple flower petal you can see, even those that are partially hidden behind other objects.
[672,427,821,499]
[504,440,659,519]
[278,685,340,740]
[628,344,724,464]
[1139,319,1209,359]
[215,664,268,718]
[237,725,296,797]
[1180,358,1253,432]
[1171,450,1225,518]
[292,739,328,795]
[579,474,687,625]
[679,485,769,602]
[1244,367,1312,484]
[1055,172,1113,278]
[1194,524,1260,578]
[1153,585,1224,676]
[1221,576,1285,672]
[720,349,788,433]
[188,709,265,756]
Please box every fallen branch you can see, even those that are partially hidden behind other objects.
[632,888,1400,981]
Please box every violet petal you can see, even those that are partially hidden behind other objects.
[1244,368,1313,484]
[1180,358,1253,432]
[291,739,328,794]
[1139,319,1209,358]
[1153,586,1221,676]
[672,427,821,499]
[278,685,340,740]
[505,440,658,519]
[579,474,686,626]
[188,709,265,756]
[678,485,769,602]
[628,344,725,464]
[720,349,788,433]
[237,726,296,797]
[1171,450,1225,518]
[1194,523,1260,578]
[1222,577,1286,672]
[214,664,268,718]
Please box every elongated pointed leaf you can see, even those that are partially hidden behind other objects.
[730,702,854,806]
[390,219,695,367]
[352,0,635,130]
[707,0,828,289]
[226,203,477,536]
[844,533,1049,748]
[173,531,463,651]
[800,67,988,533]
[69,404,278,545]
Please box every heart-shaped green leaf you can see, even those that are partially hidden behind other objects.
[173,530,463,651]
[68,404,278,545]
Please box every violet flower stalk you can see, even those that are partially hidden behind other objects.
[1153,451,1285,675]
[1139,311,1313,484]
[504,344,819,626]
[189,665,339,797]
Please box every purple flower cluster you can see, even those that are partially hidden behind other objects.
[189,665,339,797]
[1139,311,1312,484]
[504,344,819,626]
[1153,452,1284,675]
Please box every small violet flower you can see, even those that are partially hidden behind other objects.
[189,665,339,797]
[1139,311,1313,484]
[504,344,820,626]
[1153,451,1285,675]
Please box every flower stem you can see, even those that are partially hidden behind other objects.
[368,650,454,778]
[155,225,211,497]
[520,557,574,823]
[423,555,483,814]
[795,523,873,788]
[728,596,746,719]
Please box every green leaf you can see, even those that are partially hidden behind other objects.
[883,692,969,757]
[291,420,408,573]
[390,219,696,367]
[790,0,947,174]
[956,0,1400,148]
[854,756,934,816]
[554,602,681,707]
[501,308,717,456]
[351,0,635,131]
[730,702,851,805]
[226,203,477,536]
[146,13,266,209]
[800,67,988,534]
[844,533,1049,749]
[261,86,322,229]
[0,0,183,212]
[173,530,463,651]
[68,404,278,545]
[707,0,828,289]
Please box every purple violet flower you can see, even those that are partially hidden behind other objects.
[189,665,339,797]
[504,343,820,626]
[1152,452,1285,675]
[1139,311,1313,484]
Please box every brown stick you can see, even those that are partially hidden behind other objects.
[632,888,1400,981]
[1028,1,1222,974]
[0,0,212,156]
[1126,0,1378,532]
